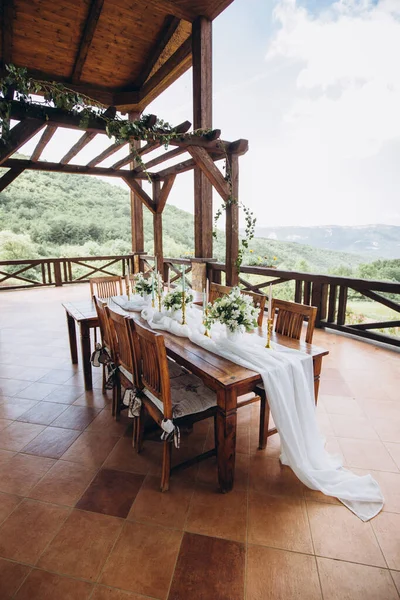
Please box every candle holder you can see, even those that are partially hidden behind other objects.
[181,289,186,325]
[265,318,274,349]
[151,297,155,309]
[203,307,211,338]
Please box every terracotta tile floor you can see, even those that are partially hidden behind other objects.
[0,284,400,600]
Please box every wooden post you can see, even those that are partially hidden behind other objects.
[192,16,213,260]
[225,154,239,286]
[152,180,164,274]
[128,112,144,255]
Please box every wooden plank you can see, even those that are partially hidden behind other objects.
[188,145,230,201]
[225,154,239,286]
[0,120,44,166]
[31,125,57,161]
[337,286,348,326]
[8,101,110,133]
[0,167,24,192]
[326,323,400,349]
[123,176,156,214]
[295,280,302,303]
[355,288,400,314]
[132,147,186,175]
[3,157,147,179]
[2,0,14,66]
[60,132,97,164]
[134,16,181,88]
[86,141,128,167]
[327,284,337,323]
[350,320,400,331]
[153,181,163,271]
[157,175,176,213]
[154,157,196,178]
[192,16,213,260]
[128,113,144,254]
[71,0,105,83]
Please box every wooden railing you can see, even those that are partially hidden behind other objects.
[1,253,399,348]
[0,254,134,290]
[207,262,400,348]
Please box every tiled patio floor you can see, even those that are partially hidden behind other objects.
[0,284,400,600]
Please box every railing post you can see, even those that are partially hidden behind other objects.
[327,284,338,323]
[295,280,302,303]
[53,260,62,287]
[337,286,348,326]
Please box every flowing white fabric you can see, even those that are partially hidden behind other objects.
[140,305,384,520]
[111,294,149,312]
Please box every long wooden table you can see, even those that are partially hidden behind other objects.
[63,299,328,492]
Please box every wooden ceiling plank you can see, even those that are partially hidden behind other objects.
[122,176,157,213]
[0,120,45,166]
[157,175,176,213]
[3,157,149,179]
[0,167,25,193]
[30,125,57,162]
[187,145,230,201]
[2,0,14,67]
[139,0,197,21]
[86,141,128,167]
[60,132,97,164]
[71,0,105,84]
[134,16,181,89]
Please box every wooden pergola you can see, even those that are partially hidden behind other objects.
[0,0,248,285]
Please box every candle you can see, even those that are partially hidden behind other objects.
[181,265,185,290]
[154,256,157,275]
[167,268,170,292]
[151,273,155,301]
[203,288,206,313]
[268,284,272,317]
[206,278,209,305]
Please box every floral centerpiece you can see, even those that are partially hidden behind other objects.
[133,272,153,297]
[205,287,259,335]
[163,287,194,312]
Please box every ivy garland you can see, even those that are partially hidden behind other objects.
[0,64,256,270]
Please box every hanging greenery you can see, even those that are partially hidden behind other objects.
[0,64,256,271]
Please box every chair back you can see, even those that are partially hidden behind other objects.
[105,307,136,383]
[93,296,112,352]
[209,283,266,327]
[89,276,123,299]
[272,299,317,344]
[130,320,172,419]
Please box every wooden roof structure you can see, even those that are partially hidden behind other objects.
[0,0,233,112]
[0,0,247,285]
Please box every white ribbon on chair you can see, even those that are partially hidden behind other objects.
[140,306,384,521]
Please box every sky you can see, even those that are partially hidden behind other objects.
[19,0,400,228]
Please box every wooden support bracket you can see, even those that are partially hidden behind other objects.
[188,146,230,201]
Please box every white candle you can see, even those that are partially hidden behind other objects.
[151,273,155,300]
[203,288,206,312]
[206,278,209,305]
[268,283,272,317]
[167,268,170,291]
[154,256,157,275]
[181,265,185,290]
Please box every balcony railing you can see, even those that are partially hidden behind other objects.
[1,254,399,348]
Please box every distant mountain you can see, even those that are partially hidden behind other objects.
[252,225,400,259]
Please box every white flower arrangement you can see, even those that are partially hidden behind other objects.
[205,286,259,333]
[133,272,153,296]
[163,287,194,312]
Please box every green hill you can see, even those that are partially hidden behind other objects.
[0,165,398,282]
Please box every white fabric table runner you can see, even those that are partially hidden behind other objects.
[138,305,384,521]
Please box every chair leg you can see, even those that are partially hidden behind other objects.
[213,415,218,451]
[112,375,121,418]
[259,392,270,450]
[135,404,146,454]
[161,440,172,492]
[102,364,106,393]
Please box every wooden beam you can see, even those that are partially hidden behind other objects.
[128,112,144,254]
[8,101,109,133]
[157,175,176,213]
[153,181,164,271]
[228,139,249,156]
[132,147,186,175]
[3,158,148,179]
[140,0,197,21]
[192,16,213,259]
[0,120,44,166]
[86,141,128,167]
[135,16,181,88]
[1,0,14,67]
[188,146,230,201]
[30,125,57,162]
[0,167,24,192]
[225,154,239,286]
[60,132,97,164]
[122,176,157,213]
[72,0,104,83]
[154,157,196,178]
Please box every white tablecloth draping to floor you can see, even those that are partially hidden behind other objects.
[138,306,384,521]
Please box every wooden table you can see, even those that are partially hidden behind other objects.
[63,299,328,492]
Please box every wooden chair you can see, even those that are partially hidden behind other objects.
[129,320,218,492]
[256,299,318,445]
[93,296,114,393]
[105,307,137,419]
[89,276,123,299]
[272,299,317,345]
[209,282,266,327]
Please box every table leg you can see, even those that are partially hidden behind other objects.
[66,311,78,364]
[313,355,323,405]
[80,321,93,391]
[216,388,238,493]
